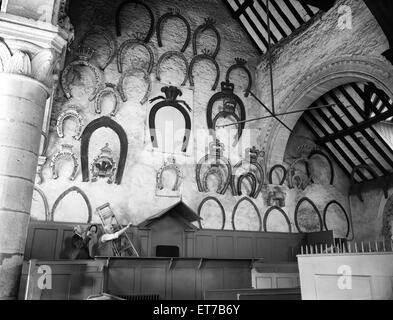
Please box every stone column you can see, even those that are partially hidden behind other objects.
[0,0,72,300]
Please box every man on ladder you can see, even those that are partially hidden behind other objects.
[95,203,140,257]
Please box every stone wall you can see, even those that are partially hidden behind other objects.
[31,0,267,229]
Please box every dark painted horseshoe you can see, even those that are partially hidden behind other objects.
[269,165,287,186]
[193,18,221,59]
[156,156,182,192]
[51,186,92,224]
[188,49,220,90]
[294,197,323,233]
[149,86,191,153]
[237,173,258,198]
[207,81,246,144]
[156,51,189,86]
[323,200,351,239]
[306,150,335,185]
[156,8,191,53]
[80,26,117,70]
[118,67,152,105]
[202,165,225,193]
[117,38,155,74]
[81,117,128,185]
[232,159,264,199]
[115,0,155,40]
[263,206,292,233]
[232,197,262,232]
[197,197,226,230]
[225,58,252,97]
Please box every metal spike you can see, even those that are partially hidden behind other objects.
[348,242,352,253]
[310,245,314,254]
[355,242,358,253]
[325,244,328,253]
[383,241,386,252]
[375,241,379,252]
[301,246,304,255]
[321,244,323,254]
[314,245,318,254]
[361,242,365,253]
[369,242,372,253]
[306,245,309,255]
[331,245,334,254]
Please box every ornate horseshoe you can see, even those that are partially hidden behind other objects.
[237,173,258,198]
[51,186,93,224]
[61,47,103,101]
[33,186,50,222]
[212,111,242,147]
[80,26,116,70]
[232,197,262,232]
[306,150,335,185]
[351,165,379,202]
[149,86,192,153]
[263,207,292,233]
[323,200,351,239]
[115,0,155,40]
[189,49,220,90]
[56,107,84,141]
[193,18,221,59]
[225,58,252,97]
[294,197,323,234]
[50,144,79,181]
[196,140,232,195]
[207,81,246,145]
[156,156,183,192]
[118,67,152,105]
[232,147,264,198]
[94,83,122,117]
[197,197,226,230]
[157,8,191,53]
[202,165,225,193]
[156,51,189,86]
[269,165,287,186]
[117,38,155,74]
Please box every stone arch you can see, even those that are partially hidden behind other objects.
[263,56,393,169]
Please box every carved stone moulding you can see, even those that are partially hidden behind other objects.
[51,186,93,224]
[156,156,183,196]
[263,206,292,233]
[80,26,117,70]
[206,81,246,146]
[0,40,61,88]
[91,143,117,184]
[81,117,128,185]
[193,18,221,59]
[115,0,155,39]
[225,58,252,97]
[197,197,226,230]
[189,49,220,91]
[156,51,189,86]
[50,144,79,181]
[95,83,122,117]
[56,106,84,140]
[196,140,232,195]
[157,8,191,53]
[117,37,154,74]
[294,197,324,234]
[36,132,49,185]
[323,200,351,239]
[231,197,262,232]
[61,46,103,101]
[232,147,264,199]
[149,86,192,153]
[118,67,152,105]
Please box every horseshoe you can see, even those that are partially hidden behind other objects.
[156,156,183,192]
[156,51,189,86]
[189,49,220,90]
[197,197,226,230]
[231,197,262,232]
[56,107,84,141]
[80,26,117,70]
[269,165,287,186]
[156,8,191,53]
[117,38,154,74]
[50,144,79,181]
[263,207,292,233]
[225,58,252,97]
[115,0,155,40]
[193,18,221,59]
[237,172,258,198]
[118,67,152,105]
[94,83,122,117]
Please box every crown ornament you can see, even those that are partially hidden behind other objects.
[235,57,247,65]
[161,86,183,101]
[221,80,235,94]
[209,139,225,156]
[201,48,213,57]
[203,17,216,26]
[77,46,94,61]
[246,146,264,163]
[168,7,181,15]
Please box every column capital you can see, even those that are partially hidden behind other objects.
[0,0,74,90]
